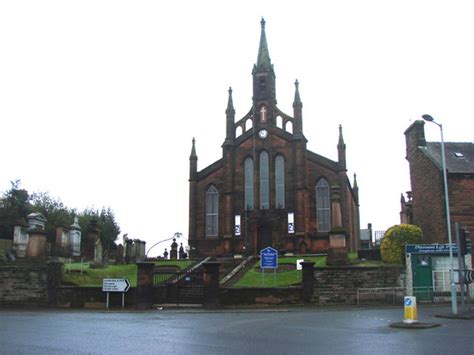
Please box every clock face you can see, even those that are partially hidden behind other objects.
[258,129,268,139]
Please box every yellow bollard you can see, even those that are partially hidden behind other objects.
[403,296,418,323]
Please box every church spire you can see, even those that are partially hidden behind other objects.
[252,18,276,109]
[256,18,271,69]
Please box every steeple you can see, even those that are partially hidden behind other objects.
[256,18,271,70]
[293,79,303,135]
[252,18,276,106]
[337,125,346,170]
[225,87,235,142]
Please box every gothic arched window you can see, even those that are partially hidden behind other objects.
[275,155,285,208]
[206,185,218,236]
[260,151,269,209]
[316,178,330,232]
[244,158,254,210]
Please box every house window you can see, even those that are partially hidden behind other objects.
[275,155,285,208]
[206,185,218,236]
[316,178,330,232]
[260,151,269,209]
[244,158,254,210]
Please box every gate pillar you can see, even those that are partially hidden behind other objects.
[203,262,220,308]
[301,261,315,303]
[136,262,155,309]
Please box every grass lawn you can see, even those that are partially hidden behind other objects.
[233,256,326,288]
[62,259,194,287]
[233,253,386,288]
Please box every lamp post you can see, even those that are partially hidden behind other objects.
[145,232,182,258]
[422,114,457,315]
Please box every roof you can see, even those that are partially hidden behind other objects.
[422,142,474,174]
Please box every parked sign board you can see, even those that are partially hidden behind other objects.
[260,247,278,269]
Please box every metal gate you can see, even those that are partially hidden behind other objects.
[153,266,204,305]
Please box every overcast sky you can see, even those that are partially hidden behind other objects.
[1,1,473,256]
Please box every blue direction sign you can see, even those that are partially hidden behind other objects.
[260,247,278,269]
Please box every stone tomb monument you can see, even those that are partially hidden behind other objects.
[25,213,48,258]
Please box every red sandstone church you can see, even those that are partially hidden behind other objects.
[188,19,360,257]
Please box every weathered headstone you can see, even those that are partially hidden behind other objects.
[13,225,29,258]
[94,238,103,266]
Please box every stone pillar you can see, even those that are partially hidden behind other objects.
[47,261,63,307]
[136,262,155,310]
[125,239,133,264]
[203,262,220,308]
[136,240,146,262]
[116,244,124,264]
[55,227,69,257]
[26,230,48,257]
[301,261,315,303]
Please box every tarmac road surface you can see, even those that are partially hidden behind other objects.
[0,305,472,354]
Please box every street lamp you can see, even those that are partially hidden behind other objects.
[145,232,182,258]
[422,114,457,315]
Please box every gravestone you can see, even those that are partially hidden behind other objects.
[83,218,100,260]
[55,226,69,257]
[94,238,103,266]
[13,225,29,258]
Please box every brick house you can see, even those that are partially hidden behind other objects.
[188,19,360,257]
[403,120,474,243]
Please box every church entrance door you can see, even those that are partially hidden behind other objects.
[257,225,272,253]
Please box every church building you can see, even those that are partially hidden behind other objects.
[188,19,360,257]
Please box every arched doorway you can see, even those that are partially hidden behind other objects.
[257,225,272,252]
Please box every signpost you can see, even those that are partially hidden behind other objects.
[102,278,130,309]
[260,247,278,287]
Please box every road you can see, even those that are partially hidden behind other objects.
[0,306,472,354]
